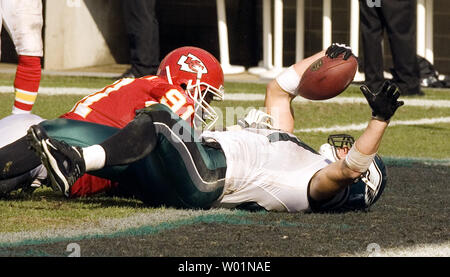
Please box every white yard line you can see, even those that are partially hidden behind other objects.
[295,117,450,133]
[0,86,93,95]
[1,87,448,133]
[1,87,450,108]
[349,241,450,257]
[0,208,236,246]
[224,93,450,108]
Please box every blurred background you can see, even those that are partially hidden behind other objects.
[1,0,448,77]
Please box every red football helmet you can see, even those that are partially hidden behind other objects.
[157,46,224,130]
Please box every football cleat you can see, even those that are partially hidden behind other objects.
[27,125,85,197]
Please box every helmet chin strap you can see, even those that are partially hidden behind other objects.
[186,79,202,129]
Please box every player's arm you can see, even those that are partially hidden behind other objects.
[309,81,404,202]
[264,50,325,133]
[265,43,354,133]
[309,119,388,201]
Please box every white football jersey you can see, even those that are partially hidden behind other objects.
[0,113,47,184]
[201,128,331,212]
[0,113,44,147]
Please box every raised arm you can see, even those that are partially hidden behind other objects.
[309,81,404,202]
[265,44,354,133]
[264,50,325,133]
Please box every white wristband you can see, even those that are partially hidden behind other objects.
[275,65,301,96]
[344,145,376,173]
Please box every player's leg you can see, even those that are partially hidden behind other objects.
[382,0,421,95]
[12,55,42,114]
[0,113,45,179]
[2,0,43,114]
[0,135,49,194]
[139,104,226,208]
[359,1,385,92]
[29,104,227,207]
[79,104,226,208]
[95,108,158,166]
[38,119,138,199]
[121,0,159,77]
[0,115,133,197]
[28,118,131,196]
[0,113,46,193]
[0,136,41,180]
[27,116,154,196]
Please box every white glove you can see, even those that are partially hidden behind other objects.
[319,143,339,162]
[237,109,274,129]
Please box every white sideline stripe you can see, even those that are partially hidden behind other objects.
[295,117,450,133]
[0,86,93,95]
[0,209,236,245]
[349,241,450,257]
[1,87,450,108]
[225,93,450,108]
[1,86,448,132]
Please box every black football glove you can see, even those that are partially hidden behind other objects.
[360,81,404,122]
[325,43,355,60]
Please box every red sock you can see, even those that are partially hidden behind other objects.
[12,55,42,114]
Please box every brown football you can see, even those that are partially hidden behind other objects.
[297,54,358,100]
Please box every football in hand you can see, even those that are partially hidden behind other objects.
[297,54,358,100]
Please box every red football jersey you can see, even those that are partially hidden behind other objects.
[61,76,195,198]
[61,76,195,128]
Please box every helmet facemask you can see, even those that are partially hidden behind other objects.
[318,134,387,211]
[320,134,378,193]
[320,134,354,162]
[185,73,224,130]
[327,134,354,159]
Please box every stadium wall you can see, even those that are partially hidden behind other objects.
[1,0,448,74]
[43,0,129,70]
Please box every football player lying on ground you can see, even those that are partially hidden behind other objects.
[27,76,403,212]
[0,43,352,199]
[0,46,225,196]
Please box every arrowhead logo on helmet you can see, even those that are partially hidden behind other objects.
[157,46,225,131]
[177,54,208,75]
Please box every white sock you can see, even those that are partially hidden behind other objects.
[82,145,106,171]
[12,107,31,115]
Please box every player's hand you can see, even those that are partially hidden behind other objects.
[237,109,274,129]
[325,43,354,60]
[360,81,404,122]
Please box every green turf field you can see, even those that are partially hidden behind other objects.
[0,74,449,259]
